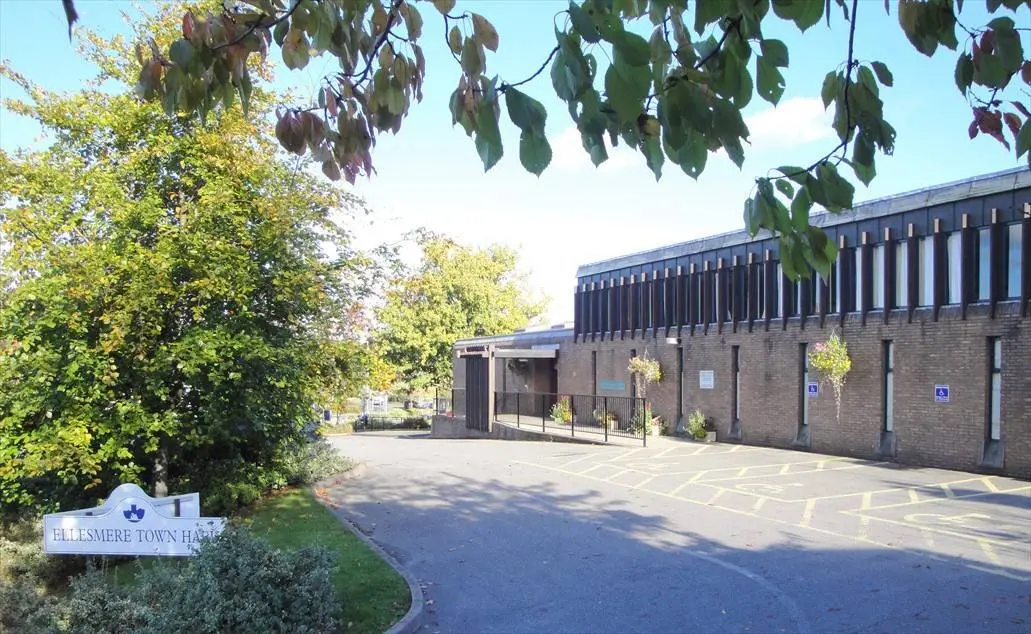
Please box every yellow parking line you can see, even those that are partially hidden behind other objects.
[866,485,1031,511]
[633,476,657,489]
[729,445,743,452]
[698,461,884,485]
[668,472,706,496]
[751,497,767,514]
[653,446,677,459]
[860,492,873,511]
[780,464,792,475]
[940,484,956,499]
[979,540,1002,565]
[857,515,871,541]
[816,461,827,470]
[604,469,631,482]
[690,445,709,455]
[513,459,1027,582]
[800,499,816,528]
[578,464,606,475]
[706,489,725,505]
[845,512,1019,547]
[736,467,750,477]
[982,477,999,492]
[921,529,936,549]
[606,448,643,463]
[559,453,599,469]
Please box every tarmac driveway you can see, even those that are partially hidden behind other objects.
[324,433,1030,634]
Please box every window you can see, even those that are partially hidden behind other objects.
[947,232,962,304]
[756,265,766,319]
[777,263,784,318]
[800,343,809,428]
[978,228,991,301]
[988,337,1001,441]
[872,245,884,309]
[918,236,934,306]
[835,258,843,313]
[895,242,909,307]
[883,341,894,432]
[732,346,741,422]
[854,248,863,311]
[1007,223,1022,299]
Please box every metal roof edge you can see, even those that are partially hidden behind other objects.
[576,166,1031,278]
[453,327,575,349]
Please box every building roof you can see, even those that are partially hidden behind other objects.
[453,324,573,350]
[576,167,1031,278]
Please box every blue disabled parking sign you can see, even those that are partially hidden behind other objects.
[934,384,950,403]
[807,381,819,397]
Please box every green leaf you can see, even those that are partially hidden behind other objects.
[994,27,1024,74]
[771,0,824,32]
[790,188,812,233]
[273,20,289,46]
[460,38,484,76]
[604,54,650,123]
[743,196,759,234]
[612,31,651,67]
[821,71,838,108]
[169,39,195,69]
[1017,119,1031,160]
[760,39,789,67]
[712,98,748,167]
[870,61,893,87]
[776,178,795,198]
[814,162,854,211]
[976,53,1009,89]
[851,132,876,185]
[694,0,733,35]
[519,132,552,176]
[505,87,547,135]
[757,56,785,105]
[954,53,974,94]
[568,1,601,43]
[641,135,663,180]
[474,100,503,170]
[777,165,808,186]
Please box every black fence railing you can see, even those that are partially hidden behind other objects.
[353,414,431,432]
[493,391,648,445]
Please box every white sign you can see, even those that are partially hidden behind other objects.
[807,381,819,398]
[699,370,715,390]
[43,484,225,557]
[935,384,950,403]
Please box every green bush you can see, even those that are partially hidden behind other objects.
[282,438,355,486]
[0,527,340,634]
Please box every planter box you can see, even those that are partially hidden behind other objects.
[704,430,717,443]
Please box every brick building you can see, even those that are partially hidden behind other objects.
[453,168,1030,478]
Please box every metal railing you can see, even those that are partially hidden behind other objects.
[353,414,431,432]
[494,391,648,446]
[434,387,466,418]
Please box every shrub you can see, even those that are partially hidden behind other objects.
[282,438,356,486]
[129,528,340,634]
[0,573,62,634]
[687,409,708,440]
[549,397,571,423]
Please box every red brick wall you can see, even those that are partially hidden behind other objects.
[554,303,1030,479]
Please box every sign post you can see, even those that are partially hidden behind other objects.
[43,483,225,557]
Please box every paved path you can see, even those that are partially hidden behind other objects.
[324,432,1030,634]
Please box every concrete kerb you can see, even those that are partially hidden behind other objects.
[312,464,427,634]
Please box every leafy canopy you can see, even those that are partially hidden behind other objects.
[375,232,547,388]
[59,0,1031,278]
[0,6,369,512]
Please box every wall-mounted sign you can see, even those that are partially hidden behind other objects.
[599,379,625,392]
[934,384,950,403]
[43,483,225,557]
[807,382,819,398]
[699,371,715,390]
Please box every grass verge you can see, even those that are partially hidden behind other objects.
[243,488,411,633]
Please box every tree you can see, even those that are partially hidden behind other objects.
[0,7,369,513]
[375,232,547,388]
[59,0,1031,279]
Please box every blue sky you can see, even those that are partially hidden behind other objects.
[2,0,1029,324]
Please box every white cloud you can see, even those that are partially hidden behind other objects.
[549,125,641,173]
[744,97,834,151]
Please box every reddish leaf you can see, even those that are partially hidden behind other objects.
[1003,112,1022,138]
[1013,101,1031,118]
[1022,61,1031,85]
[969,119,979,139]
[980,30,995,55]
[182,11,195,40]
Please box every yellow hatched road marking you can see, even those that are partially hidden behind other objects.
[800,500,816,528]
[780,464,792,475]
[633,476,656,489]
[751,497,768,514]
[845,512,1020,548]
[736,467,750,477]
[706,489,726,505]
[979,541,1002,565]
[909,490,921,504]
[668,472,707,496]
[865,484,1030,511]
[653,446,677,459]
[604,469,631,482]
[577,464,606,476]
[940,484,956,499]
[858,515,871,540]
[512,459,1031,582]
[605,448,643,463]
[860,492,873,511]
[921,529,936,549]
[982,477,999,492]
[559,453,599,469]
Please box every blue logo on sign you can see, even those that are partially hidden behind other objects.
[807,382,819,396]
[123,504,145,523]
[934,385,950,403]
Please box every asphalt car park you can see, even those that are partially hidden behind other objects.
[514,441,1031,581]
